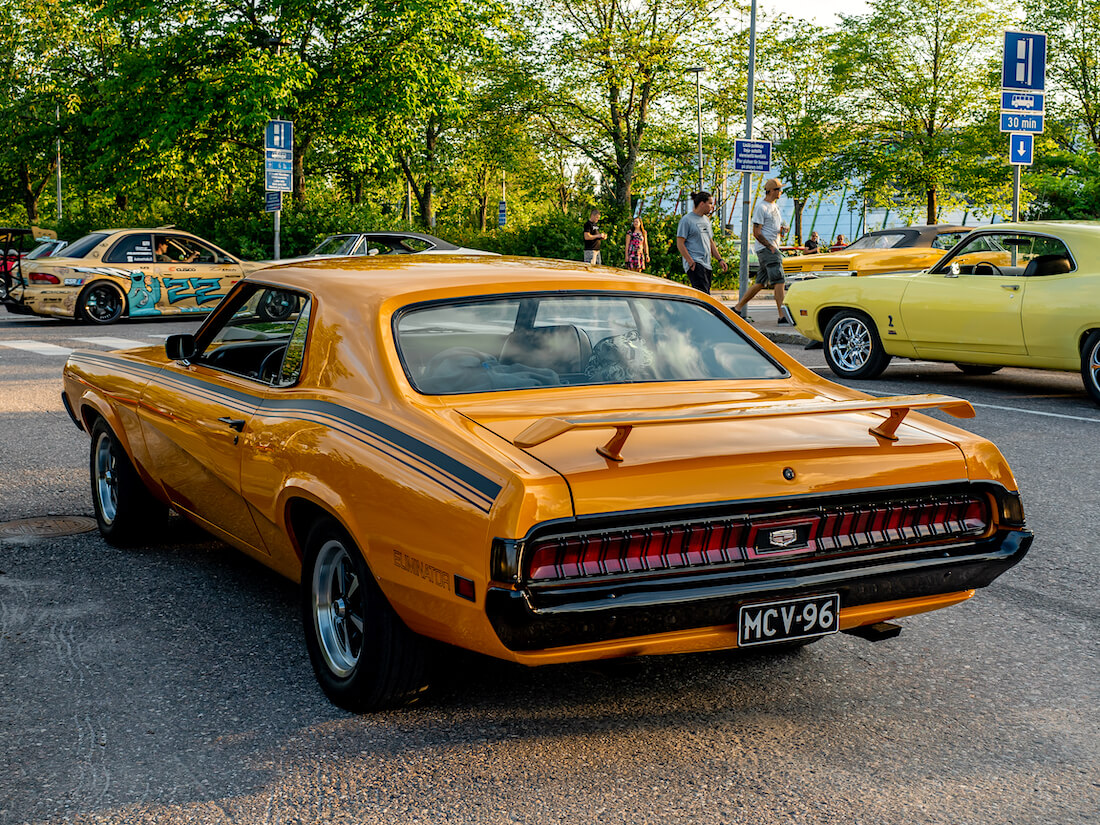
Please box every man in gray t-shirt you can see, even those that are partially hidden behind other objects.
[675,191,727,294]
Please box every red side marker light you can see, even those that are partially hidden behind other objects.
[454,575,476,602]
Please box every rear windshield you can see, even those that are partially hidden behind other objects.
[843,232,910,250]
[396,292,786,394]
[54,233,109,259]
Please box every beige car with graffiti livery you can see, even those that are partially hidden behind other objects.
[7,228,261,324]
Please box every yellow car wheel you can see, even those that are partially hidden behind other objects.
[301,517,432,712]
[823,310,892,380]
[1081,331,1100,407]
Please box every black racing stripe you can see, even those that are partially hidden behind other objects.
[261,404,495,509]
[266,398,503,502]
[261,409,492,512]
[74,351,503,504]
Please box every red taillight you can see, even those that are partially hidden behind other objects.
[526,494,993,583]
[30,271,60,284]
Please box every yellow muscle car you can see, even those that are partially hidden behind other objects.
[60,256,1031,711]
[7,227,257,324]
[783,225,970,280]
[786,220,1100,406]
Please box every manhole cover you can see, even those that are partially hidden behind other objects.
[0,516,98,539]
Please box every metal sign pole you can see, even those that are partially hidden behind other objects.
[1012,166,1021,222]
[55,105,62,221]
[738,0,758,305]
[274,210,281,259]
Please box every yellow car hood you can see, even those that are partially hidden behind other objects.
[459,386,973,517]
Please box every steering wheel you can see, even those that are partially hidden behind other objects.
[973,261,1004,276]
[258,346,287,383]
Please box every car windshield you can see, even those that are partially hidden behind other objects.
[309,235,362,256]
[843,232,910,250]
[396,292,785,394]
[54,233,108,258]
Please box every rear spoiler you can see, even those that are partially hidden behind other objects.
[513,394,975,462]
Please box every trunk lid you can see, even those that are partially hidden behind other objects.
[458,385,972,517]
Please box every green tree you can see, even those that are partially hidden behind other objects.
[530,0,712,218]
[755,20,844,244]
[831,0,1011,224]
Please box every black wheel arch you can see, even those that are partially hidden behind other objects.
[286,496,355,568]
[817,305,849,336]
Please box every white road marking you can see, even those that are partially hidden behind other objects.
[0,340,73,356]
[807,368,1100,424]
[71,336,148,350]
[961,401,1100,423]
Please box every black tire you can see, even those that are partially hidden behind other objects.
[257,290,297,322]
[1081,331,1100,407]
[823,310,891,380]
[89,418,169,546]
[78,281,126,324]
[301,517,431,712]
[954,363,1003,376]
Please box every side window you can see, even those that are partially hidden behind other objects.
[104,234,155,264]
[196,286,310,383]
[938,233,1073,276]
[177,238,220,264]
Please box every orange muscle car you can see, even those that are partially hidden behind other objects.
[60,256,1031,711]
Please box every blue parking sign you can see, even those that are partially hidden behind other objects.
[1002,31,1046,93]
[733,140,771,173]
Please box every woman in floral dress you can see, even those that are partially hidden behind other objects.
[624,217,650,271]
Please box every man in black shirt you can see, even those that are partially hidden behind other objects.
[583,209,607,265]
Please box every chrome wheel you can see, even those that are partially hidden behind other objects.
[312,539,365,678]
[823,310,891,380]
[1083,331,1100,407]
[93,430,119,525]
[80,282,125,324]
[829,316,873,372]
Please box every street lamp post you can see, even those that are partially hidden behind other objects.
[686,67,705,195]
[737,1,759,306]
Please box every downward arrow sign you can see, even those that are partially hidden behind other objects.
[1017,144,1026,156]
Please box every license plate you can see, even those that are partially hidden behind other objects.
[737,593,840,647]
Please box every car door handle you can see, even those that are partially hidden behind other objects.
[1001,284,1020,291]
[217,416,246,432]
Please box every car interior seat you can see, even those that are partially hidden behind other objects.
[499,325,593,375]
[1022,254,1072,277]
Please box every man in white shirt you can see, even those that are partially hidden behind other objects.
[732,178,790,324]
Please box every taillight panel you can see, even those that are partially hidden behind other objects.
[525,492,994,584]
[29,271,60,284]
